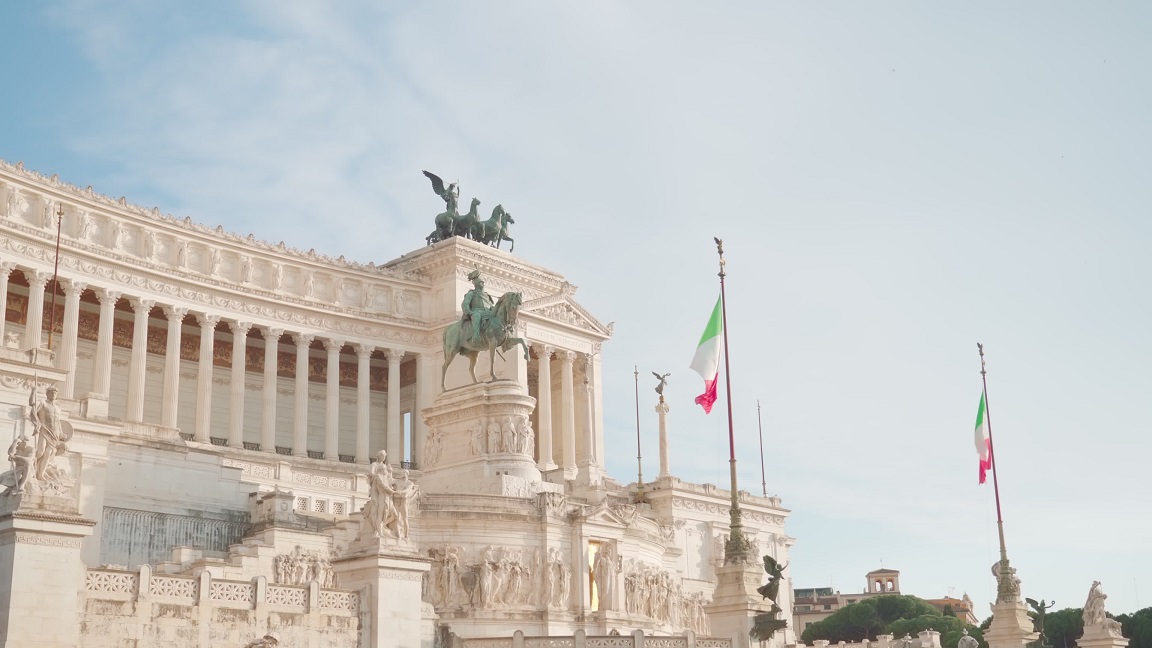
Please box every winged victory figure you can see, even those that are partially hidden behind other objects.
[424,170,461,244]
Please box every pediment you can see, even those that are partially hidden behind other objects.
[522,284,613,338]
[579,501,636,527]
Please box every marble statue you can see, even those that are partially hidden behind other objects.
[957,629,979,648]
[28,384,70,490]
[363,451,399,537]
[992,559,1021,603]
[1083,581,1124,637]
[440,270,529,389]
[593,542,619,610]
[393,469,419,538]
[1,436,34,495]
[469,425,484,455]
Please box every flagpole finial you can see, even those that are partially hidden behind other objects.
[977,342,986,376]
[713,237,726,278]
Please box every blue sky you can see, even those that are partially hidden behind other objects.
[3,1,1151,620]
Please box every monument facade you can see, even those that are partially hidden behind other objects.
[0,160,793,647]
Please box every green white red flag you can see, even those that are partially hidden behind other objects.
[974,392,992,484]
[690,295,723,413]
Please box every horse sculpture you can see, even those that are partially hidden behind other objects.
[471,204,515,252]
[441,291,530,390]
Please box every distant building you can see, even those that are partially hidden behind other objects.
[792,569,976,637]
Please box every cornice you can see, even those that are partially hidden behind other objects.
[0,160,426,283]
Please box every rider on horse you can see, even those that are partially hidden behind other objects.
[461,270,495,345]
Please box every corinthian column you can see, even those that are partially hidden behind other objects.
[355,344,375,464]
[161,306,188,428]
[558,350,577,476]
[125,297,155,421]
[194,313,221,443]
[534,344,556,471]
[260,328,283,453]
[292,333,314,457]
[58,279,88,399]
[385,349,403,460]
[228,321,252,448]
[323,338,344,460]
[0,262,15,343]
[91,288,122,398]
[23,270,47,350]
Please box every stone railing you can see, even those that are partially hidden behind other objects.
[82,565,360,647]
[458,630,731,648]
[797,632,943,648]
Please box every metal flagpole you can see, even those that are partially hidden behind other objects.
[715,238,751,564]
[978,343,1008,564]
[634,365,646,503]
[757,399,768,498]
[47,204,64,350]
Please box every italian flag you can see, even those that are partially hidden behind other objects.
[974,392,992,484]
[690,295,723,413]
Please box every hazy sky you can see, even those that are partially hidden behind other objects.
[3,1,1150,620]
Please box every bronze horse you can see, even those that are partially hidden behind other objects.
[441,291,530,390]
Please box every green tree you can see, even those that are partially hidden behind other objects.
[1115,607,1152,648]
[801,596,959,644]
[1041,608,1084,648]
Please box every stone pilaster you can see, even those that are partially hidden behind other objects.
[332,539,432,648]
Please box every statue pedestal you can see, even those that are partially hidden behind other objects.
[706,561,775,648]
[985,600,1040,648]
[421,380,559,496]
[0,491,95,647]
[334,538,434,648]
[1078,625,1130,648]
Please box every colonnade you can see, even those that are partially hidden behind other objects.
[531,344,600,477]
[0,264,415,466]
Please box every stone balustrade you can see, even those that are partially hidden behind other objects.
[82,565,359,647]
[457,630,731,648]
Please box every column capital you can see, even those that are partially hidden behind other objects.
[262,327,284,341]
[355,343,376,359]
[384,348,404,363]
[194,312,221,328]
[557,349,577,364]
[162,305,189,320]
[0,261,16,274]
[62,278,88,296]
[228,320,252,336]
[96,287,123,305]
[127,297,155,313]
[322,338,344,353]
[532,343,553,358]
[292,332,315,347]
[25,270,49,288]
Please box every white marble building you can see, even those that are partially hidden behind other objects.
[0,159,793,648]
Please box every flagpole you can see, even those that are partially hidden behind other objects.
[715,238,751,564]
[634,365,646,504]
[978,343,1008,565]
[47,204,64,350]
[757,399,768,498]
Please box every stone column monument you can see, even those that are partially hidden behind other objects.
[984,558,1040,648]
